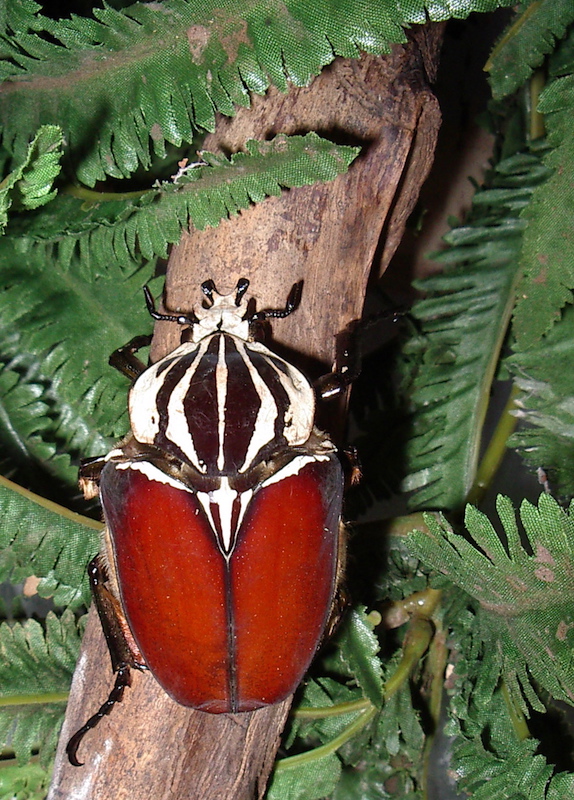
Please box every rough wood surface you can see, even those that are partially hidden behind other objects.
[48,26,442,800]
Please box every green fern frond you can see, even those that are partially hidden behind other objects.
[408,493,574,709]
[507,303,574,497]
[0,248,161,479]
[512,73,574,348]
[400,149,550,510]
[487,0,574,99]
[0,0,512,185]
[0,610,80,763]
[450,677,574,800]
[445,627,574,800]
[0,124,62,232]
[9,133,359,274]
[334,607,384,710]
[0,474,101,608]
[0,363,79,488]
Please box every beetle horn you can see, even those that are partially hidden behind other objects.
[200,279,217,305]
[235,278,250,305]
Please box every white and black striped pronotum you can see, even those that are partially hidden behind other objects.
[67,278,345,766]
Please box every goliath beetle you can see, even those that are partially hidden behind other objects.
[66,278,356,767]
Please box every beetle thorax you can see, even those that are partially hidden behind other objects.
[192,291,250,343]
[128,300,316,477]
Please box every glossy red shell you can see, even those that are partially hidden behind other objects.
[99,456,342,712]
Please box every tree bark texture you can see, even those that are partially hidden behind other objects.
[49,25,443,800]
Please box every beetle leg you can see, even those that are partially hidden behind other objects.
[78,456,107,500]
[89,556,146,674]
[316,307,406,401]
[342,445,362,487]
[323,521,349,641]
[315,320,362,401]
[66,665,131,767]
[108,334,153,380]
[66,556,146,766]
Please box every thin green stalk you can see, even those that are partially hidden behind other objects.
[501,681,530,741]
[0,692,69,706]
[529,70,546,141]
[275,705,378,772]
[466,385,519,506]
[294,697,371,719]
[64,184,148,203]
[421,622,449,799]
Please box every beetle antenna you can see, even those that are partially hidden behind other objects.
[235,278,250,305]
[66,665,132,767]
[251,281,303,321]
[143,285,198,326]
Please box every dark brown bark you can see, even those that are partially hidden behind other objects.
[49,25,442,800]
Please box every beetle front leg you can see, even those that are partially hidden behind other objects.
[315,308,405,400]
[66,556,147,767]
[315,320,362,400]
[108,334,152,381]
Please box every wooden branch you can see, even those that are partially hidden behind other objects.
[48,25,442,800]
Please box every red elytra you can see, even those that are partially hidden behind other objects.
[99,455,343,712]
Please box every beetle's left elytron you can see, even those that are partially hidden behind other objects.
[67,278,347,766]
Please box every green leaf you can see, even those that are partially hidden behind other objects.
[512,76,574,348]
[0,761,51,800]
[0,362,77,489]
[267,751,342,800]
[8,133,360,273]
[408,493,574,708]
[0,125,62,232]
[400,149,550,510]
[0,0,512,185]
[507,303,574,497]
[487,0,574,99]
[0,610,80,762]
[0,474,101,608]
[0,244,160,484]
[445,651,574,800]
[335,608,384,709]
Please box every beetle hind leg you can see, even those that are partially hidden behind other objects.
[65,664,132,767]
[66,556,146,766]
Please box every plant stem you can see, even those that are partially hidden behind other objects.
[294,698,372,719]
[466,385,519,506]
[0,692,69,706]
[275,705,378,771]
[529,70,546,141]
[64,184,148,203]
[501,681,530,741]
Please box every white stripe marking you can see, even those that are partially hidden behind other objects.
[196,477,252,555]
[260,452,330,489]
[164,339,208,472]
[236,340,279,473]
[216,335,228,472]
[114,460,195,494]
